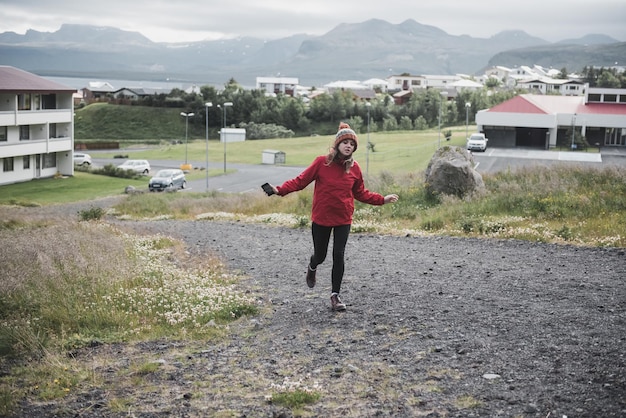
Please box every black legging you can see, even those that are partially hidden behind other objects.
[310,222,351,294]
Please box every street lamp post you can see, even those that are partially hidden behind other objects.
[205,102,212,192]
[571,113,577,150]
[180,112,194,165]
[365,102,371,179]
[218,102,233,173]
[465,102,471,140]
[438,91,448,149]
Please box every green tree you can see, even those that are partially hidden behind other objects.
[557,68,569,79]
[399,115,413,130]
[597,71,621,88]
[382,116,398,131]
[485,77,501,88]
[280,98,306,131]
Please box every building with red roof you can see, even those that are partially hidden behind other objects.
[476,86,626,149]
[0,66,76,185]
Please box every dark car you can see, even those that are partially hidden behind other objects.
[148,169,187,192]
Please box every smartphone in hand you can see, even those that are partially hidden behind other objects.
[261,183,275,196]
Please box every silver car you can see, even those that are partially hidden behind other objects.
[149,169,187,192]
[466,133,488,152]
[73,152,92,166]
[118,159,151,174]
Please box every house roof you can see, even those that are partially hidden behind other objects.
[487,94,626,116]
[362,78,389,86]
[87,81,115,91]
[393,90,413,98]
[324,80,369,90]
[449,79,483,88]
[114,87,170,95]
[327,87,376,100]
[517,78,583,86]
[0,66,75,93]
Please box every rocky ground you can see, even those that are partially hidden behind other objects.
[9,201,626,417]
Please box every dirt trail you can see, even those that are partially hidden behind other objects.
[10,208,626,417]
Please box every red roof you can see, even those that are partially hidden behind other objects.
[582,103,626,115]
[0,66,75,93]
[488,95,548,114]
[487,93,626,116]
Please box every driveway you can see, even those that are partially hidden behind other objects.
[472,147,626,174]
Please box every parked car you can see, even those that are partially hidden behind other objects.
[149,169,187,192]
[118,159,151,174]
[73,152,92,166]
[466,133,488,152]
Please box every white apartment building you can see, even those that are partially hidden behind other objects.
[256,76,299,96]
[516,78,586,96]
[0,66,76,186]
[387,74,464,92]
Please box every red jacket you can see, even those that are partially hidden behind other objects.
[276,155,385,227]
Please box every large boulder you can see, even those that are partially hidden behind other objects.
[425,146,485,198]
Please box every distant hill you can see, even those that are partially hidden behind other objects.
[487,42,626,71]
[0,22,622,87]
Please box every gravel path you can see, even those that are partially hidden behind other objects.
[10,198,626,417]
[104,218,626,417]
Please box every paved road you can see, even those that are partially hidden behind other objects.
[472,147,626,174]
[91,147,626,193]
[90,156,305,194]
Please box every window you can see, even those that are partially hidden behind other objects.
[3,157,14,172]
[50,123,57,138]
[20,125,30,140]
[42,153,56,169]
[33,94,41,110]
[18,94,31,110]
[41,94,56,109]
[604,94,617,103]
[588,94,601,103]
[0,126,6,142]
[23,155,30,169]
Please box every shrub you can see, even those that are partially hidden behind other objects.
[78,206,106,221]
[91,164,144,179]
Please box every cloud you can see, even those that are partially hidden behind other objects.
[1,0,624,43]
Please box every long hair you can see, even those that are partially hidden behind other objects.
[325,146,354,173]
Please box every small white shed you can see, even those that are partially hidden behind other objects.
[262,149,286,165]
[220,128,246,143]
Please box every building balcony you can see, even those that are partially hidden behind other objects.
[0,137,73,159]
[0,109,73,126]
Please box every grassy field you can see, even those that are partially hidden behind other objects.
[0,172,148,206]
[94,127,471,175]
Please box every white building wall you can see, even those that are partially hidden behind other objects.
[0,91,74,185]
[477,111,557,129]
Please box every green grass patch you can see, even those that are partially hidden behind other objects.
[0,219,258,415]
[0,172,146,206]
[270,389,321,409]
[75,103,190,140]
[90,127,470,176]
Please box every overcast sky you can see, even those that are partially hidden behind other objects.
[2,0,625,44]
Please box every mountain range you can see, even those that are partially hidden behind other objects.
[0,21,624,87]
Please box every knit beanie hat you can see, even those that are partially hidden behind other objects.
[334,122,358,151]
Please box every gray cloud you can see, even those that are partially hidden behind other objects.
[1,0,624,43]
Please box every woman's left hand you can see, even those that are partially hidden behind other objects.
[384,194,399,204]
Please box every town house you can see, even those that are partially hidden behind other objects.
[0,66,76,185]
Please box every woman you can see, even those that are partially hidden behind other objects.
[266,122,399,311]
